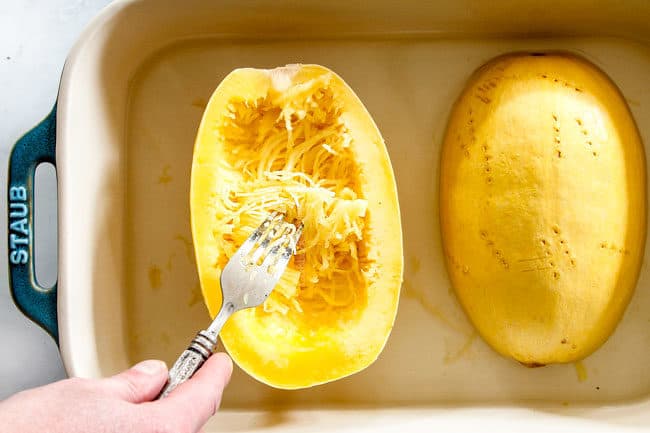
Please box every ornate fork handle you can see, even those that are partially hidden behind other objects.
[157,330,218,399]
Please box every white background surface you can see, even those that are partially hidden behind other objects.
[0,0,111,399]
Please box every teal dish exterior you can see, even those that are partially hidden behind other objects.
[7,104,59,343]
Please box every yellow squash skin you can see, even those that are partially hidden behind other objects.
[191,65,403,388]
[440,53,646,365]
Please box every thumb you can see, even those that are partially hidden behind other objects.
[102,359,169,403]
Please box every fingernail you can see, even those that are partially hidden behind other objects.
[133,359,166,375]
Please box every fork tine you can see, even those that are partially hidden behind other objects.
[260,224,295,267]
[269,240,296,279]
[238,212,282,257]
[248,214,288,264]
[294,222,304,251]
[263,223,303,278]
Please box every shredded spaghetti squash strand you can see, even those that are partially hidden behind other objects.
[213,74,369,316]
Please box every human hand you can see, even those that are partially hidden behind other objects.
[0,353,233,433]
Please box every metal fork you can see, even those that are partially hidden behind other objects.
[157,212,303,399]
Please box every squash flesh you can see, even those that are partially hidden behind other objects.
[214,80,369,318]
[191,65,402,388]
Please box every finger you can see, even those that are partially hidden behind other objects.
[102,359,168,403]
[157,352,233,431]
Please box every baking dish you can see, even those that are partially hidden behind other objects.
[8,0,650,430]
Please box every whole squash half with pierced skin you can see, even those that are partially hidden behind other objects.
[440,52,646,366]
[190,64,403,389]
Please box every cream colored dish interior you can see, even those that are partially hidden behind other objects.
[56,1,650,430]
[125,35,650,406]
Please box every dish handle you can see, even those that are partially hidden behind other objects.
[7,104,58,343]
